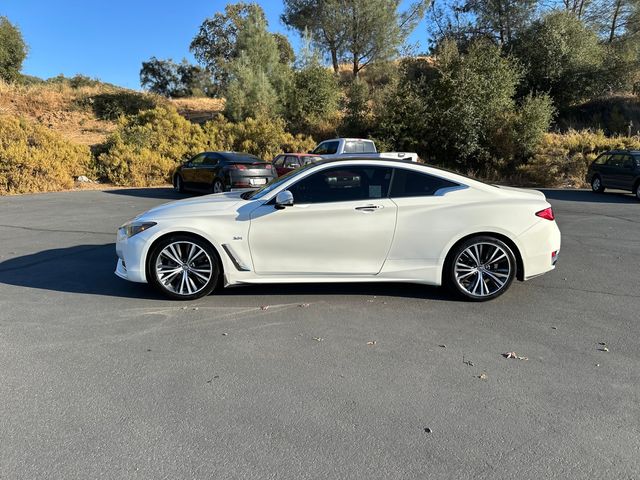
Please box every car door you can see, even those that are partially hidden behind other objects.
[603,154,625,187]
[616,154,636,190]
[181,153,205,189]
[196,153,220,189]
[248,165,397,275]
[273,155,286,176]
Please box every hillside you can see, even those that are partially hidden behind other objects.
[0,80,225,147]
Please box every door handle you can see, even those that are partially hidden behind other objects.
[355,204,383,212]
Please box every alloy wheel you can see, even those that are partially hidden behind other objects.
[454,242,512,298]
[213,180,224,194]
[154,241,213,296]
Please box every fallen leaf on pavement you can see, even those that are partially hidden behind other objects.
[298,303,310,308]
[503,352,528,360]
[439,344,446,348]
[260,305,270,310]
[313,337,323,342]
[367,341,376,346]
[478,373,488,380]
[600,347,609,352]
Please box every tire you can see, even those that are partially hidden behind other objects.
[446,236,516,302]
[147,234,221,300]
[212,179,225,194]
[174,175,185,193]
[591,175,605,193]
[634,182,640,201]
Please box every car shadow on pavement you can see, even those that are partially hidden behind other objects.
[0,244,163,300]
[540,189,637,204]
[0,243,453,301]
[103,187,193,200]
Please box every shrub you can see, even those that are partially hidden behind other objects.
[0,115,92,194]
[518,130,640,186]
[97,106,207,186]
[86,91,160,120]
[97,106,316,186]
[203,114,315,160]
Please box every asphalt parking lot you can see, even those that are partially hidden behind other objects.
[1,187,639,479]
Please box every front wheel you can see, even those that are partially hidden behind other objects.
[147,235,221,300]
[446,236,516,301]
[591,175,605,193]
[174,175,185,193]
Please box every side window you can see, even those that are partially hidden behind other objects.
[324,141,339,154]
[607,154,625,168]
[273,155,284,167]
[284,156,301,168]
[312,142,328,155]
[621,155,634,169]
[288,166,392,204]
[634,155,640,167]
[203,154,219,166]
[190,153,205,166]
[594,154,610,165]
[390,169,459,197]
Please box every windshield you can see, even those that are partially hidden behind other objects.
[241,162,316,200]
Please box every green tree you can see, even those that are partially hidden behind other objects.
[0,16,27,82]
[283,0,428,77]
[140,57,180,96]
[287,62,340,134]
[224,10,291,121]
[512,12,606,108]
[191,3,295,90]
[464,0,537,44]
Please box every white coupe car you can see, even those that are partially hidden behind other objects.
[115,159,561,301]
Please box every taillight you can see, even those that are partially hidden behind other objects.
[265,164,273,170]
[228,164,247,170]
[535,207,555,221]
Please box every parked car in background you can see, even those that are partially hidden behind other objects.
[116,158,561,302]
[588,150,640,200]
[311,138,419,162]
[272,153,320,176]
[173,152,276,194]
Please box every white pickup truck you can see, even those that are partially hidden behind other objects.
[310,138,419,162]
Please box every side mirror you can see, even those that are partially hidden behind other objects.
[275,190,294,210]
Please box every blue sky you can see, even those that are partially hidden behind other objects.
[1,1,429,89]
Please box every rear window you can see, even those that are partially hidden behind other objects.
[344,140,376,154]
[390,168,459,197]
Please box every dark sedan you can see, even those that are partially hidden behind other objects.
[173,152,277,194]
[587,150,640,200]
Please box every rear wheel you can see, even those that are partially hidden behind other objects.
[447,236,516,301]
[147,235,221,300]
[634,182,640,201]
[212,179,225,194]
[591,175,605,193]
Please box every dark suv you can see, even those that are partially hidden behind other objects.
[587,150,640,200]
[173,152,277,194]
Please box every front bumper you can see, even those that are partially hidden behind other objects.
[115,230,151,283]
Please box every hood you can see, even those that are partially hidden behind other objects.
[494,185,546,200]
[138,191,246,220]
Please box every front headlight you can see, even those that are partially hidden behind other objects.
[117,221,157,240]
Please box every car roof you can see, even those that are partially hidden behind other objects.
[207,152,264,162]
[602,150,640,154]
[304,157,493,189]
[279,153,319,156]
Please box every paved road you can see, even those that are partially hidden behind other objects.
[1,187,639,479]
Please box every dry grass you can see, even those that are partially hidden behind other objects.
[171,97,225,124]
[0,80,117,145]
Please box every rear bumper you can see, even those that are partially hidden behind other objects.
[518,220,561,280]
[226,172,276,190]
